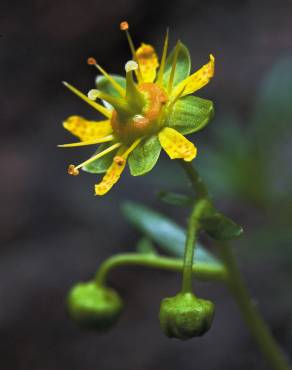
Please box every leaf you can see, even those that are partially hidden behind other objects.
[166,96,214,135]
[157,190,193,206]
[96,74,126,109]
[136,237,158,255]
[162,43,191,88]
[128,135,161,176]
[200,203,243,241]
[82,143,116,174]
[121,201,223,267]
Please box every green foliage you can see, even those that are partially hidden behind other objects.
[67,281,123,331]
[82,143,116,174]
[128,135,161,176]
[157,190,193,206]
[121,201,223,267]
[136,237,158,255]
[159,292,215,339]
[167,96,214,135]
[162,43,191,88]
[200,202,243,241]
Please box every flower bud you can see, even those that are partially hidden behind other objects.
[67,281,123,331]
[159,292,215,340]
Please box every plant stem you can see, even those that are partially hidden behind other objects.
[180,160,291,370]
[181,199,208,293]
[219,243,290,370]
[95,252,227,287]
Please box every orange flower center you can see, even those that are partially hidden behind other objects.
[111,83,168,143]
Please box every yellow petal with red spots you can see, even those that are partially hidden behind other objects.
[63,116,113,142]
[171,55,215,98]
[136,43,159,83]
[158,127,197,162]
[95,139,141,195]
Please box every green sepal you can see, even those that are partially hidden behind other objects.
[121,201,223,267]
[82,143,117,174]
[200,202,243,241]
[96,75,126,110]
[166,96,214,135]
[157,190,193,207]
[136,237,158,255]
[128,135,161,176]
[162,43,191,88]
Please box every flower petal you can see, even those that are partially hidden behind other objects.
[171,54,215,98]
[63,116,113,142]
[136,43,159,83]
[158,127,197,162]
[95,139,141,195]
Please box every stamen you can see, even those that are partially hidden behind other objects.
[167,41,181,94]
[157,28,169,85]
[87,57,125,97]
[68,164,79,176]
[123,138,142,157]
[62,82,111,118]
[120,21,142,81]
[88,89,99,100]
[58,135,114,148]
[73,142,122,171]
[125,60,138,73]
[87,88,129,115]
[168,85,186,111]
[125,61,145,112]
[120,21,129,31]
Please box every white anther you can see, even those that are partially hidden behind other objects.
[87,89,99,100]
[125,60,138,73]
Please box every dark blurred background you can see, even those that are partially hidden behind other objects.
[1,1,292,369]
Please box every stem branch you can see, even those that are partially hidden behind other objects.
[180,160,291,370]
[95,252,227,287]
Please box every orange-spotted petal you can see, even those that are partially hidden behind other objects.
[136,43,159,83]
[63,116,113,142]
[171,54,215,98]
[158,127,197,162]
[95,139,141,195]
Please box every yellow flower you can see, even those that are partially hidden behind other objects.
[60,21,215,196]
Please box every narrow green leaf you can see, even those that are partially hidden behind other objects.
[121,201,223,267]
[136,237,158,255]
[162,43,191,88]
[128,135,161,176]
[166,96,214,135]
[157,190,193,206]
[200,203,243,241]
[82,143,116,174]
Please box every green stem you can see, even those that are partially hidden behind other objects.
[181,199,208,293]
[180,161,291,370]
[219,243,290,370]
[95,252,227,287]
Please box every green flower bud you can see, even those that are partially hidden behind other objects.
[67,281,123,331]
[159,292,215,340]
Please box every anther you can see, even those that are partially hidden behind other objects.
[87,57,97,66]
[120,21,129,31]
[114,156,125,166]
[88,89,99,100]
[68,165,79,176]
[125,60,138,73]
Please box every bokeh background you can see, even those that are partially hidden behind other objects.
[1,0,292,369]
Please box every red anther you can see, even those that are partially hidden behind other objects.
[120,21,129,31]
[87,57,97,66]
